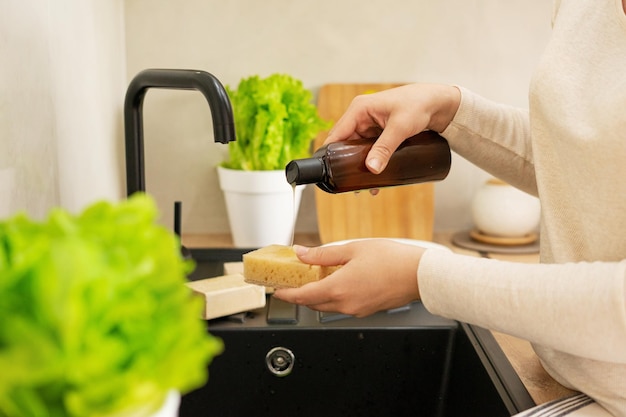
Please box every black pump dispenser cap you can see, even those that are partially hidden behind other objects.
[285,158,325,185]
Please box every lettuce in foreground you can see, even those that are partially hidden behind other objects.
[0,194,223,417]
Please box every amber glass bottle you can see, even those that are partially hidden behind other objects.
[285,131,451,193]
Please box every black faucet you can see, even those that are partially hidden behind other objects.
[123,68,236,196]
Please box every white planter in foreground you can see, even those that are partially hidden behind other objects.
[121,390,180,417]
[149,391,180,417]
[217,166,305,247]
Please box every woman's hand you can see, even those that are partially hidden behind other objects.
[325,83,460,174]
[273,239,426,318]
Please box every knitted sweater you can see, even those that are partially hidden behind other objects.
[419,0,626,415]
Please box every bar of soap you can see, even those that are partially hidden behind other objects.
[186,274,266,320]
[243,245,340,289]
[224,261,243,275]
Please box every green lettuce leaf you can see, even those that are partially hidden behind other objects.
[0,194,223,417]
[223,73,330,171]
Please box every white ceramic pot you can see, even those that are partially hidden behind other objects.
[120,390,180,417]
[149,391,180,417]
[217,166,305,247]
[471,178,540,238]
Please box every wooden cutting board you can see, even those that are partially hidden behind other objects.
[314,83,435,244]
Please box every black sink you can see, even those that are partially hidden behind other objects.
[180,248,535,417]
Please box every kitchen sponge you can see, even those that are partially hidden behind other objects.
[243,245,340,288]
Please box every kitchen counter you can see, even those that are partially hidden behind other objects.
[182,232,577,407]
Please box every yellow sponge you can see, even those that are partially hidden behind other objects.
[243,245,340,288]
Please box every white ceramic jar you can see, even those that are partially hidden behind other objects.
[471,178,541,238]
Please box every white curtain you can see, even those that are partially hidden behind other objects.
[0,0,125,219]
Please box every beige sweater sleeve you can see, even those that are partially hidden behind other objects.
[418,249,626,364]
[424,87,626,365]
[441,87,537,196]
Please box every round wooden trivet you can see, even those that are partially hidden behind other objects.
[452,230,540,254]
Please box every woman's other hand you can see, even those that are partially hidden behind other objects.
[273,239,426,318]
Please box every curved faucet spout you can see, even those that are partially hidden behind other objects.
[124,68,236,196]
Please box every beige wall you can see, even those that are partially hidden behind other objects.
[1,1,553,237]
[1,0,126,219]
[124,0,553,236]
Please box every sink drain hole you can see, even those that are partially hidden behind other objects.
[265,347,295,377]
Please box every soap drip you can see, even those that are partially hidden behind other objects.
[289,182,297,247]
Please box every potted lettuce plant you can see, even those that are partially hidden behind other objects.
[0,194,223,417]
[218,73,330,247]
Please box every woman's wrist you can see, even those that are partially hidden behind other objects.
[428,85,461,133]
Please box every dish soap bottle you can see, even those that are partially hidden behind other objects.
[285,131,451,193]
